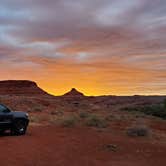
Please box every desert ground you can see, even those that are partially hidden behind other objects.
[1,122,166,166]
[0,80,166,166]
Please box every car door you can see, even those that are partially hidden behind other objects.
[0,105,13,128]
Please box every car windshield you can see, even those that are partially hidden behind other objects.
[0,105,10,113]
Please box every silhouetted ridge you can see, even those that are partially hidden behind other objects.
[0,80,48,95]
[63,88,84,97]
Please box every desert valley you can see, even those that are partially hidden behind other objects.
[0,80,166,166]
[1,0,166,165]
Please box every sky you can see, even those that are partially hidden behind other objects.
[0,0,166,96]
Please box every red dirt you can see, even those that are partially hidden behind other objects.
[0,125,166,166]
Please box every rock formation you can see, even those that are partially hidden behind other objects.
[63,88,85,97]
[0,80,48,95]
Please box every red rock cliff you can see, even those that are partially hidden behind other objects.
[0,80,48,95]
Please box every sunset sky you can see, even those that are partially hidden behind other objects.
[0,0,166,96]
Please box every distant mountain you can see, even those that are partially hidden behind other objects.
[63,88,85,97]
[0,80,49,96]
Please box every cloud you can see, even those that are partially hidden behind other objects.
[0,0,166,95]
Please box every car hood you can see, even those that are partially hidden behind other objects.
[12,111,28,118]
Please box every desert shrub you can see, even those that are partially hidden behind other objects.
[103,144,118,152]
[29,115,41,123]
[50,110,64,116]
[79,111,90,119]
[61,115,79,127]
[105,114,115,121]
[85,114,108,128]
[122,104,166,119]
[32,105,43,112]
[126,125,150,137]
[49,116,60,125]
[164,99,166,110]
[105,114,126,121]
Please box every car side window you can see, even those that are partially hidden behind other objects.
[0,105,10,113]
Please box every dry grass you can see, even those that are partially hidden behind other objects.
[50,110,64,116]
[79,111,90,119]
[60,115,79,127]
[29,114,50,123]
[85,114,108,128]
[29,115,41,123]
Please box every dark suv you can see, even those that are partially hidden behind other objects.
[0,104,29,135]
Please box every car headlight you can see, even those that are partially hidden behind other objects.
[26,113,29,117]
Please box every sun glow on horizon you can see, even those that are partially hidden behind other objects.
[38,82,166,96]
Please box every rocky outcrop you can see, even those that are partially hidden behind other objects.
[63,88,85,97]
[0,80,48,96]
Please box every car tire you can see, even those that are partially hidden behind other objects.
[0,129,5,135]
[11,119,28,135]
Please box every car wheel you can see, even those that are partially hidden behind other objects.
[0,129,5,135]
[12,119,27,135]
